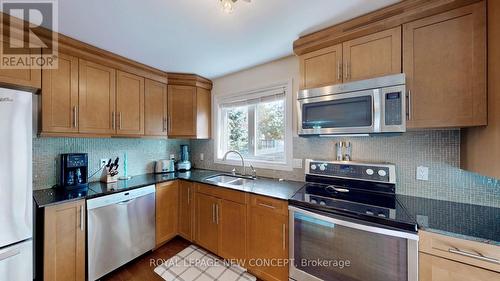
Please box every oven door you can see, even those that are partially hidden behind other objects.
[289,206,418,281]
[298,90,381,135]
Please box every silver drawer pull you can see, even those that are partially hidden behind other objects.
[331,187,349,193]
[448,248,500,264]
[0,249,20,262]
[258,203,276,209]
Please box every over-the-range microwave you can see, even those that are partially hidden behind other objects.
[298,74,406,136]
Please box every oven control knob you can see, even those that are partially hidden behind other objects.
[377,213,387,218]
[311,164,317,170]
[366,169,374,175]
[319,164,326,171]
[378,170,387,177]
[319,201,326,206]
[310,199,317,204]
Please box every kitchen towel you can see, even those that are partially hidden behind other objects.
[154,245,256,281]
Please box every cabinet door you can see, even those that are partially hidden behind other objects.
[145,79,168,136]
[0,45,41,89]
[116,70,145,135]
[343,27,401,82]
[218,199,246,261]
[247,196,288,281]
[419,253,499,281]
[167,85,196,137]
[195,192,219,254]
[42,53,79,133]
[178,180,194,241]
[156,181,179,246]
[404,2,486,128]
[78,59,116,134]
[300,44,342,89]
[44,200,85,281]
[196,87,211,139]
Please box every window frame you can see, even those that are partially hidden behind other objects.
[213,80,293,171]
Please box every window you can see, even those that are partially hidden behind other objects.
[214,82,292,170]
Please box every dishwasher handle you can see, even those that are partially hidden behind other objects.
[117,198,136,205]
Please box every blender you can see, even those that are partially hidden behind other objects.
[176,145,192,171]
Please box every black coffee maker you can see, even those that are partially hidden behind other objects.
[59,153,89,190]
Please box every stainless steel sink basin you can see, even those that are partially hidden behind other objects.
[204,174,254,186]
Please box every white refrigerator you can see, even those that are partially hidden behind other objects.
[0,88,33,280]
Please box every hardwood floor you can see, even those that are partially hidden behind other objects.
[101,236,191,281]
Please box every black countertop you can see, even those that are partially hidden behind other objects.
[33,169,305,208]
[33,169,500,246]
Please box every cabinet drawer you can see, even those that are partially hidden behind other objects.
[419,231,500,272]
[250,195,287,216]
[195,183,247,204]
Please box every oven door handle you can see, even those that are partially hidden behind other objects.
[288,206,419,241]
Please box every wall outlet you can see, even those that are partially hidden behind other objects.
[293,158,303,169]
[200,153,204,161]
[100,158,108,169]
[169,154,175,160]
[416,166,429,181]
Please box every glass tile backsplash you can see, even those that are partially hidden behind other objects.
[191,130,500,208]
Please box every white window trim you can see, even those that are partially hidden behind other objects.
[213,79,294,171]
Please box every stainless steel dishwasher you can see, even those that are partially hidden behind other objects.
[87,185,156,281]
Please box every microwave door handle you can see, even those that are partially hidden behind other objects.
[373,90,381,132]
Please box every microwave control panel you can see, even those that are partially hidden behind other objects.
[385,92,402,126]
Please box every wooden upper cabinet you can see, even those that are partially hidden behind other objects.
[194,192,219,254]
[343,26,401,82]
[145,79,168,136]
[168,85,196,137]
[155,181,179,247]
[299,44,342,89]
[116,70,145,135]
[178,180,194,241]
[0,46,41,90]
[404,2,486,128]
[42,53,79,133]
[78,59,116,135]
[44,200,85,281]
[196,87,211,139]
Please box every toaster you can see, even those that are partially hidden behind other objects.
[154,159,175,173]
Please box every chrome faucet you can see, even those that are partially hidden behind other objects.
[222,150,245,176]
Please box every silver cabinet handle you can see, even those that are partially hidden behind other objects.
[282,223,286,250]
[215,204,219,225]
[119,112,122,130]
[448,248,500,264]
[112,111,115,129]
[0,249,20,262]
[73,106,77,128]
[80,205,84,231]
[163,117,167,132]
[337,61,341,81]
[212,204,216,224]
[258,203,276,209]
[347,62,350,80]
[344,62,348,80]
[168,116,171,132]
[406,90,412,121]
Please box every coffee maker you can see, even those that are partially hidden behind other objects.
[59,153,89,190]
[176,145,191,171]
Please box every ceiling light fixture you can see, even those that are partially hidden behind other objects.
[219,0,251,14]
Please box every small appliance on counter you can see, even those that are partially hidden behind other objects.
[154,159,175,174]
[101,157,120,183]
[59,153,89,190]
[176,145,191,171]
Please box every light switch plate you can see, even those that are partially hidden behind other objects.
[200,153,204,161]
[416,166,429,181]
[100,159,108,169]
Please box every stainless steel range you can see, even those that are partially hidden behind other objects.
[289,160,418,281]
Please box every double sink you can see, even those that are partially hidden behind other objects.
[204,174,255,187]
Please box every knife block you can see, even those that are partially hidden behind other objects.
[100,167,119,183]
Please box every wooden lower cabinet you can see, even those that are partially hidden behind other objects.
[419,253,499,281]
[44,200,85,281]
[218,198,247,261]
[178,180,194,241]
[155,181,179,247]
[195,192,219,253]
[247,195,289,281]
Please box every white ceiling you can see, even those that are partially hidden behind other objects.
[53,0,400,78]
